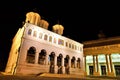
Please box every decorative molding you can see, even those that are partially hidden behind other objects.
[84,44,120,55]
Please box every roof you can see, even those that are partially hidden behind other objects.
[82,36,120,48]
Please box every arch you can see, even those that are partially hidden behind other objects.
[38,49,47,64]
[33,31,37,37]
[65,55,69,66]
[28,29,32,35]
[44,34,48,40]
[49,36,52,42]
[49,52,55,65]
[57,53,63,74]
[77,58,81,68]
[49,52,55,73]
[26,46,36,64]
[71,56,76,68]
[65,55,70,74]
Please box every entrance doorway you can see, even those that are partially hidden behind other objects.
[101,65,106,75]
[114,65,120,76]
[89,66,93,75]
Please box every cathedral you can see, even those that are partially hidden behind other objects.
[4,12,84,76]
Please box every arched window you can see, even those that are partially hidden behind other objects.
[72,44,74,49]
[44,34,48,40]
[49,36,52,42]
[66,42,68,47]
[39,32,43,39]
[33,31,37,37]
[28,29,32,35]
[54,38,56,43]
[38,49,47,64]
[69,43,71,48]
[26,46,36,64]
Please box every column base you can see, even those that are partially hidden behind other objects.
[84,72,87,76]
[54,65,58,74]
[62,66,65,74]
[93,72,100,76]
[107,72,115,77]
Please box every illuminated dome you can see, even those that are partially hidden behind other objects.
[52,24,64,35]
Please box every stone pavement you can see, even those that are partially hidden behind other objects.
[0,72,120,80]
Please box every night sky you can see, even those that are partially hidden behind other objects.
[0,1,120,70]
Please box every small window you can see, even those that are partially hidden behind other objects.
[75,45,77,50]
[66,42,68,47]
[39,32,43,39]
[80,47,82,51]
[33,31,37,37]
[69,43,71,48]
[44,34,48,40]
[72,44,74,49]
[54,38,56,43]
[28,29,32,35]
[49,36,52,42]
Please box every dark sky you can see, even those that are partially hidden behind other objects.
[0,1,120,70]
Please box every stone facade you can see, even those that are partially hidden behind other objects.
[5,23,84,76]
[83,37,120,77]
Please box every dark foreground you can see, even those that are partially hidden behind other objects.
[0,73,120,80]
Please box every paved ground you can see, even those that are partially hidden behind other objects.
[0,72,120,80]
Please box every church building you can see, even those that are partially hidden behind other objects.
[5,12,84,76]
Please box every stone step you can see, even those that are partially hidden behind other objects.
[39,73,85,78]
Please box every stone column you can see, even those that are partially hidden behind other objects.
[96,55,99,72]
[54,55,58,74]
[68,57,71,68]
[68,57,71,74]
[62,57,65,74]
[84,56,87,75]
[105,54,110,75]
[74,60,77,68]
[108,54,115,76]
[45,54,48,65]
[95,55,100,75]
[35,52,39,64]
[109,54,113,72]
[93,55,96,73]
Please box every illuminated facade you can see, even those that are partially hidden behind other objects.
[83,37,120,77]
[5,12,84,76]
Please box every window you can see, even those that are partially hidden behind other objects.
[39,32,43,39]
[69,43,71,48]
[33,31,37,37]
[49,36,52,42]
[58,38,64,46]
[54,38,56,43]
[75,45,77,50]
[72,44,74,49]
[44,34,48,40]
[26,46,36,64]
[28,29,32,35]
[66,42,68,47]
[80,47,82,51]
